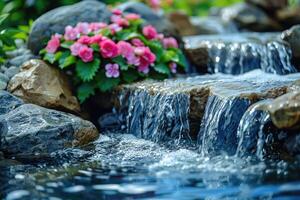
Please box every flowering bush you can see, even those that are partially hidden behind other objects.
[40,10,186,103]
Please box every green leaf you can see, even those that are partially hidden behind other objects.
[161,50,177,63]
[61,41,74,49]
[148,41,163,62]
[122,68,139,83]
[0,14,9,25]
[76,59,100,82]
[112,56,128,70]
[77,83,95,103]
[96,71,120,92]
[90,43,100,52]
[154,63,170,75]
[100,28,111,37]
[59,52,76,69]
[43,53,56,64]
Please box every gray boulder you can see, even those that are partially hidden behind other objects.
[117,2,180,40]
[0,103,99,157]
[28,0,111,54]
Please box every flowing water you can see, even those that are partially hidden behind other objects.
[2,133,300,200]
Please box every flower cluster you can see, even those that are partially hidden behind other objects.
[41,9,186,103]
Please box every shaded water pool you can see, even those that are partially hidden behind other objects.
[1,133,300,200]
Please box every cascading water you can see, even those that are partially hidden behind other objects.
[184,33,298,75]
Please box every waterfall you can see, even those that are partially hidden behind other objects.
[198,95,252,156]
[235,101,272,159]
[184,33,298,75]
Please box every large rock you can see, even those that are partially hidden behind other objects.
[184,33,297,75]
[246,0,288,12]
[190,16,238,35]
[219,3,282,32]
[167,11,198,36]
[0,103,99,156]
[267,90,300,130]
[28,0,111,54]
[7,59,80,114]
[282,25,300,69]
[117,2,180,41]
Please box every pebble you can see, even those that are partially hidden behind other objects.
[9,54,35,67]
[0,80,7,90]
[0,65,8,73]
[5,67,19,79]
[0,72,9,82]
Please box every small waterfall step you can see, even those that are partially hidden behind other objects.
[114,70,300,158]
[184,33,297,75]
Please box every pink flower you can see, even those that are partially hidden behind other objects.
[105,63,120,78]
[76,22,90,35]
[90,35,104,44]
[46,35,61,53]
[64,26,79,41]
[89,23,107,32]
[149,0,161,10]
[112,9,122,15]
[143,25,157,40]
[157,33,164,40]
[162,37,178,49]
[78,36,91,45]
[169,62,177,73]
[109,23,122,34]
[125,14,141,21]
[136,47,156,74]
[70,42,84,56]
[118,41,134,59]
[131,39,144,47]
[78,46,94,63]
[111,15,129,27]
[127,54,140,66]
[100,39,119,58]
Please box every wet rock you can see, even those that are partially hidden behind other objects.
[98,112,123,131]
[0,91,24,115]
[276,7,300,29]
[266,91,300,130]
[282,25,300,68]
[246,0,288,12]
[184,33,297,75]
[7,59,80,114]
[0,104,99,156]
[4,67,19,79]
[167,11,197,36]
[190,16,238,35]
[117,2,180,40]
[114,70,300,150]
[220,3,281,32]
[5,48,32,59]
[28,0,111,54]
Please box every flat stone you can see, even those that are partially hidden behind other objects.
[28,0,111,54]
[0,104,99,156]
[184,33,297,75]
[8,59,80,114]
[4,67,19,79]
